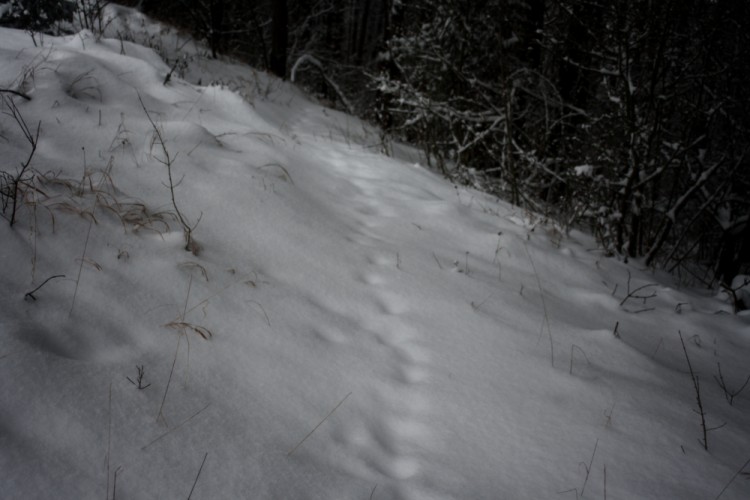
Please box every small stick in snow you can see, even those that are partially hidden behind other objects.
[619,270,658,308]
[247,300,271,327]
[187,452,208,500]
[112,466,123,500]
[70,207,95,316]
[714,362,750,406]
[156,335,181,425]
[288,392,352,456]
[142,403,211,451]
[715,456,750,499]
[569,344,591,375]
[432,253,443,270]
[679,331,725,450]
[24,274,65,301]
[126,365,151,390]
[579,438,599,497]
[0,88,31,100]
[105,383,112,500]
[651,338,664,359]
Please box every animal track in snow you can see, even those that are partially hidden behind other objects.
[376,291,410,316]
[358,272,387,286]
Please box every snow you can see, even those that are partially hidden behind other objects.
[574,164,594,177]
[1,6,750,500]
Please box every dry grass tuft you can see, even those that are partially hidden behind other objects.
[164,320,213,340]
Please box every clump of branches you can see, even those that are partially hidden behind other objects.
[74,0,111,38]
[0,0,76,43]
[371,0,750,288]
[0,93,41,227]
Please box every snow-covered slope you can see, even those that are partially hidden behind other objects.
[1,6,749,499]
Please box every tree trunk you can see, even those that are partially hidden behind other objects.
[271,0,289,79]
[356,0,372,63]
[208,0,225,58]
[526,0,545,70]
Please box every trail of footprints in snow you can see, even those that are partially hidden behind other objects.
[347,252,434,492]
[293,112,434,493]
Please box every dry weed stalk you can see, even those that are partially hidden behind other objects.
[157,274,212,424]
[679,331,726,450]
[1,93,41,227]
[524,244,554,367]
[138,93,201,254]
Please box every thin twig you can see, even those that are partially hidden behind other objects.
[0,88,32,100]
[142,403,210,451]
[24,274,65,300]
[112,466,123,500]
[288,392,352,456]
[525,245,554,367]
[247,300,271,327]
[619,270,658,307]
[187,452,208,500]
[106,383,112,500]
[715,456,750,499]
[569,344,591,375]
[651,338,664,359]
[70,210,95,316]
[580,439,599,497]
[163,58,181,86]
[432,252,444,270]
[138,92,198,252]
[714,362,750,406]
[157,335,181,425]
[679,331,710,450]
[181,275,193,381]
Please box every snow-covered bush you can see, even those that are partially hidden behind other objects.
[372,0,750,285]
[0,0,75,33]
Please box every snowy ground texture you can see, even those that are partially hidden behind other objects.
[1,6,749,500]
